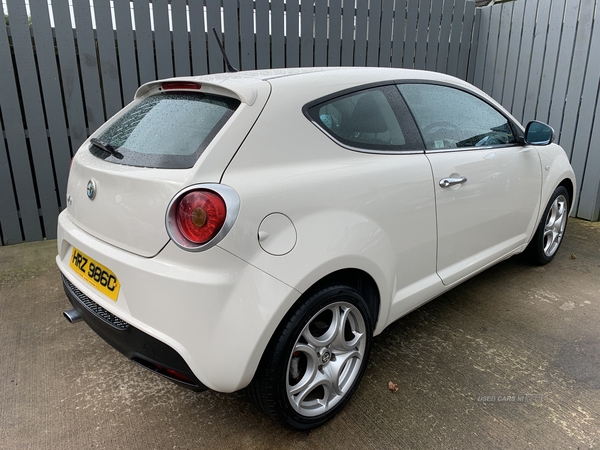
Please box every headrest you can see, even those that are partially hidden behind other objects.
[346,93,388,133]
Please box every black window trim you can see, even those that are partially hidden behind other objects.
[303,81,426,155]
[396,79,526,154]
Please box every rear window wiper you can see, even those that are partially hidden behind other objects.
[90,138,124,159]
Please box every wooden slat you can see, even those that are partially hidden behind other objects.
[447,0,466,76]
[366,0,382,67]
[354,0,368,66]
[0,20,39,241]
[113,0,139,102]
[572,9,600,216]
[341,0,355,66]
[522,0,551,122]
[510,0,537,123]
[577,101,600,220]
[558,0,595,160]
[6,0,59,239]
[286,0,300,67]
[132,0,157,83]
[404,0,419,68]
[172,0,192,77]
[482,6,501,95]
[327,0,343,66]
[29,0,71,206]
[415,0,431,70]
[499,0,523,110]
[0,128,21,244]
[535,0,566,123]
[223,0,241,70]
[391,0,407,68]
[472,6,490,88]
[378,0,394,67]
[271,1,286,68]
[72,0,106,131]
[460,1,476,82]
[256,0,271,69]
[491,3,512,102]
[206,0,224,73]
[548,0,580,141]
[152,0,174,79]
[301,0,314,67]
[425,0,443,71]
[95,0,123,117]
[436,0,454,73]
[52,0,87,151]
[240,0,255,70]
[189,0,209,75]
[314,0,328,66]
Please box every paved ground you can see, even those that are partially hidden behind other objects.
[1,219,599,449]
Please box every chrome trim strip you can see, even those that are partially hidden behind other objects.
[425,143,522,154]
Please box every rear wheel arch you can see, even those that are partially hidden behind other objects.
[248,271,378,429]
[304,268,380,330]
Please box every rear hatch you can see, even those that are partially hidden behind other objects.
[65,76,271,257]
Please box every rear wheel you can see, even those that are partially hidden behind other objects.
[527,186,569,265]
[248,285,372,430]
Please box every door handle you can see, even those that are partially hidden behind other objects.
[439,177,467,188]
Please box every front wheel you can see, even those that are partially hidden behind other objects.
[248,285,373,430]
[527,186,570,265]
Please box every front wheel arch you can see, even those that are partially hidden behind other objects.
[558,178,574,214]
[527,185,570,265]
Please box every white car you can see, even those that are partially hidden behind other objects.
[57,67,575,430]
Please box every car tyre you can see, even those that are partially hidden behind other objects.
[248,284,373,430]
[526,186,570,265]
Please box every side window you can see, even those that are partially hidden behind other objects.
[397,84,516,150]
[307,86,422,151]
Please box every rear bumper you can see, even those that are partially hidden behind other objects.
[62,274,207,391]
[56,210,300,392]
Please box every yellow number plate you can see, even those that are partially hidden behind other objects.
[69,247,120,301]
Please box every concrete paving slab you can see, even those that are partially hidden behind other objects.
[1,219,599,449]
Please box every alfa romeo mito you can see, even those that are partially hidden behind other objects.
[57,67,575,429]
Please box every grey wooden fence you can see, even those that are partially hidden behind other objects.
[0,0,478,246]
[471,0,600,221]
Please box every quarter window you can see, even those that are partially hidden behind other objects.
[307,86,423,152]
[397,84,516,150]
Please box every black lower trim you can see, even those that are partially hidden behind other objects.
[62,274,207,391]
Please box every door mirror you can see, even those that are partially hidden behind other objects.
[525,121,555,145]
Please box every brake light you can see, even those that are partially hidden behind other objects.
[162,82,201,91]
[176,190,226,244]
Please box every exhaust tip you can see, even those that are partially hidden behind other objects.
[63,309,82,324]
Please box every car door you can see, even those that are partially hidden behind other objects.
[398,83,542,286]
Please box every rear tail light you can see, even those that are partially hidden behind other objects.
[166,184,240,251]
[177,190,226,244]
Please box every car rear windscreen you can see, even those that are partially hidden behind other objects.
[90,92,240,169]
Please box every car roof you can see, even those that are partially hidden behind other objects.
[137,67,500,118]
[189,66,472,88]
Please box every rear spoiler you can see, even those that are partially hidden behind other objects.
[134,76,260,106]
